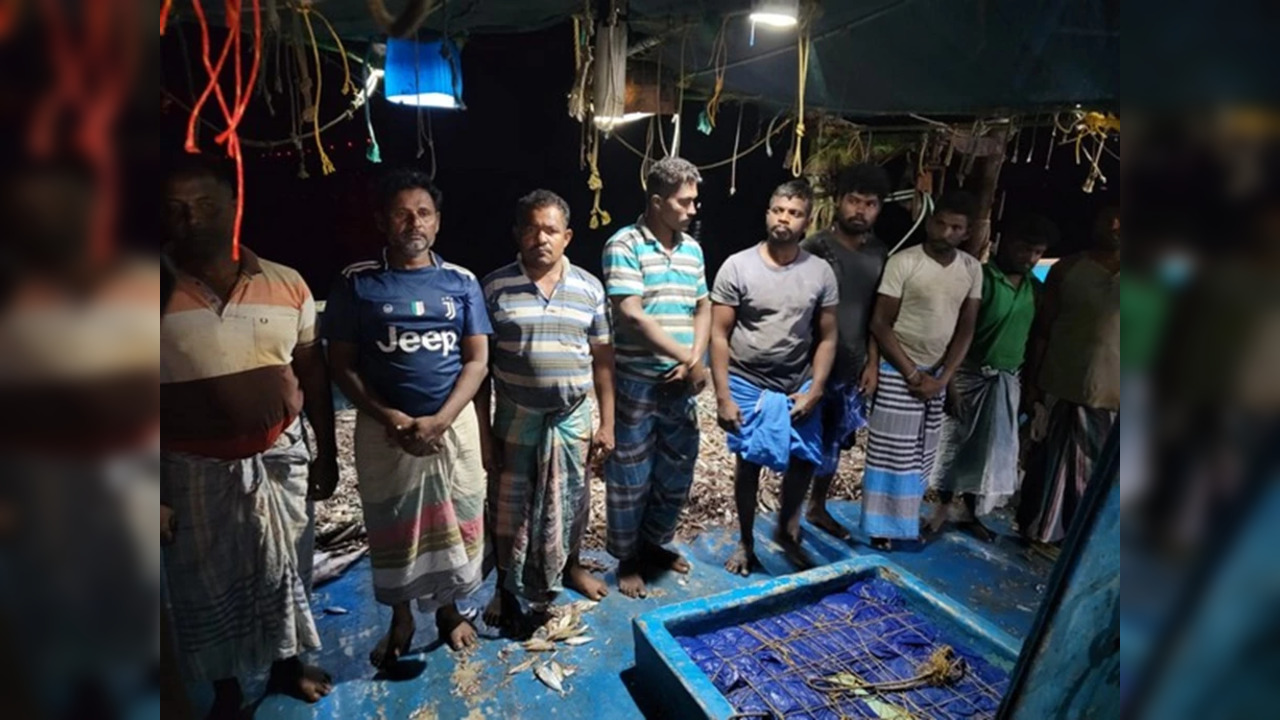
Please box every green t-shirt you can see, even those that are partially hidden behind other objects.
[968,263,1040,371]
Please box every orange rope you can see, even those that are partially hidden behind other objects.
[160,0,173,35]
[185,0,263,261]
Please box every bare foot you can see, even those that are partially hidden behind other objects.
[616,557,647,598]
[806,505,850,540]
[870,537,893,551]
[724,543,757,577]
[923,506,948,535]
[643,542,691,574]
[369,613,415,669]
[483,587,522,630]
[773,528,814,570]
[207,678,243,720]
[564,562,609,600]
[269,657,333,703]
[436,604,477,651]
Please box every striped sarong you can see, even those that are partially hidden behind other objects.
[1017,397,1116,543]
[932,363,1021,516]
[490,393,593,602]
[604,376,699,560]
[354,405,486,609]
[860,363,945,540]
[161,417,320,681]
[817,381,869,476]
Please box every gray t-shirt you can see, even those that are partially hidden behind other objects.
[711,244,839,393]
[801,231,887,380]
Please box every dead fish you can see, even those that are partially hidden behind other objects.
[534,662,565,695]
[507,657,538,676]
[559,663,578,678]
[563,636,593,646]
[522,638,556,652]
[323,606,349,615]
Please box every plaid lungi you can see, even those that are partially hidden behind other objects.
[860,363,945,540]
[932,363,1022,516]
[355,405,486,610]
[490,393,593,602]
[161,417,319,681]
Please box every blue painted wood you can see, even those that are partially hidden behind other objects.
[634,557,1023,720]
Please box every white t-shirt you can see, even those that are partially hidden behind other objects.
[877,245,982,367]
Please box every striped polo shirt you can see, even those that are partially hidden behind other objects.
[601,217,708,380]
[161,248,317,460]
[483,257,610,411]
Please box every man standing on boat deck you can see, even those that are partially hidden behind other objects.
[479,189,615,629]
[161,156,338,716]
[800,164,891,539]
[712,180,839,576]
[325,169,492,665]
[602,157,712,599]
[863,191,983,549]
[929,214,1056,539]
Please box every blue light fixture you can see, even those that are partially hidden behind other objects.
[383,36,463,109]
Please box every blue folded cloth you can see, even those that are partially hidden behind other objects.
[725,374,824,472]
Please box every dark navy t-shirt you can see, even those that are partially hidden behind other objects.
[323,252,492,417]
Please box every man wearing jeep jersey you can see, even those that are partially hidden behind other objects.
[324,169,492,666]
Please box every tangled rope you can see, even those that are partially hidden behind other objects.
[1054,110,1119,193]
[806,646,967,696]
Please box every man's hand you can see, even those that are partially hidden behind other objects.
[910,374,947,401]
[943,382,963,420]
[308,453,341,501]
[479,427,502,476]
[717,396,743,433]
[858,362,879,397]
[688,362,709,394]
[662,361,690,384]
[161,504,176,545]
[788,389,823,421]
[588,424,616,475]
[399,415,450,456]
[383,409,416,447]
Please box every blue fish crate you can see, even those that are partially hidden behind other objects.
[633,557,1021,719]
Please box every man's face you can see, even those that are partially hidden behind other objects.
[517,205,573,271]
[1094,209,1121,251]
[381,188,439,258]
[765,194,810,245]
[835,191,881,236]
[926,210,970,249]
[998,238,1049,275]
[653,181,699,234]
[164,175,235,259]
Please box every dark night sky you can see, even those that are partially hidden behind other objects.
[159,22,1117,298]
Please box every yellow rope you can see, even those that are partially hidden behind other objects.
[298,6,335,175]
[311,7,356,96]
[790,28,810,177]
[704,18,729,129]
[587,129,610,228]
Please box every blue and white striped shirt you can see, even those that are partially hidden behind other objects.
[601,217,708,380]
[482,257,610,411]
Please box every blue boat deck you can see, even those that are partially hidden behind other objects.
[187,501,1051,719]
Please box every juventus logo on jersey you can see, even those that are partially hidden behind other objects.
[443,296,457,320]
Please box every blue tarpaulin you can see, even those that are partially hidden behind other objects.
[677,577,1010,719]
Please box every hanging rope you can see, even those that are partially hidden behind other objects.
[789,26,810,177]
[297,4,335,174]
[363,41,381,163]
[729,102,743,195]
[181,0,264,261]
[610,116,792,171]
[586,128,611,228]
[310,7,356,96]
[160,0,174,35]
[703,17,729,129]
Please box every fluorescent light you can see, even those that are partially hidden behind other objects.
[594,112,653,129]
[384,92,461,109]
[749,0,800,28]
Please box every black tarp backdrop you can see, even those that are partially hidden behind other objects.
[159,22,1116,299]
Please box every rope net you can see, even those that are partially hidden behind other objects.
[676,577,1009,719]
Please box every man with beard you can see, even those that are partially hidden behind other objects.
[863,191,983,550]
[930,214,1057,539]
[1019,207,1120,544]
[711,180,839,575]
[324,170,492,663]
[160,156,339,715]
[800,164,891,539]
[602,157,712,598]
[479,190,615,629]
